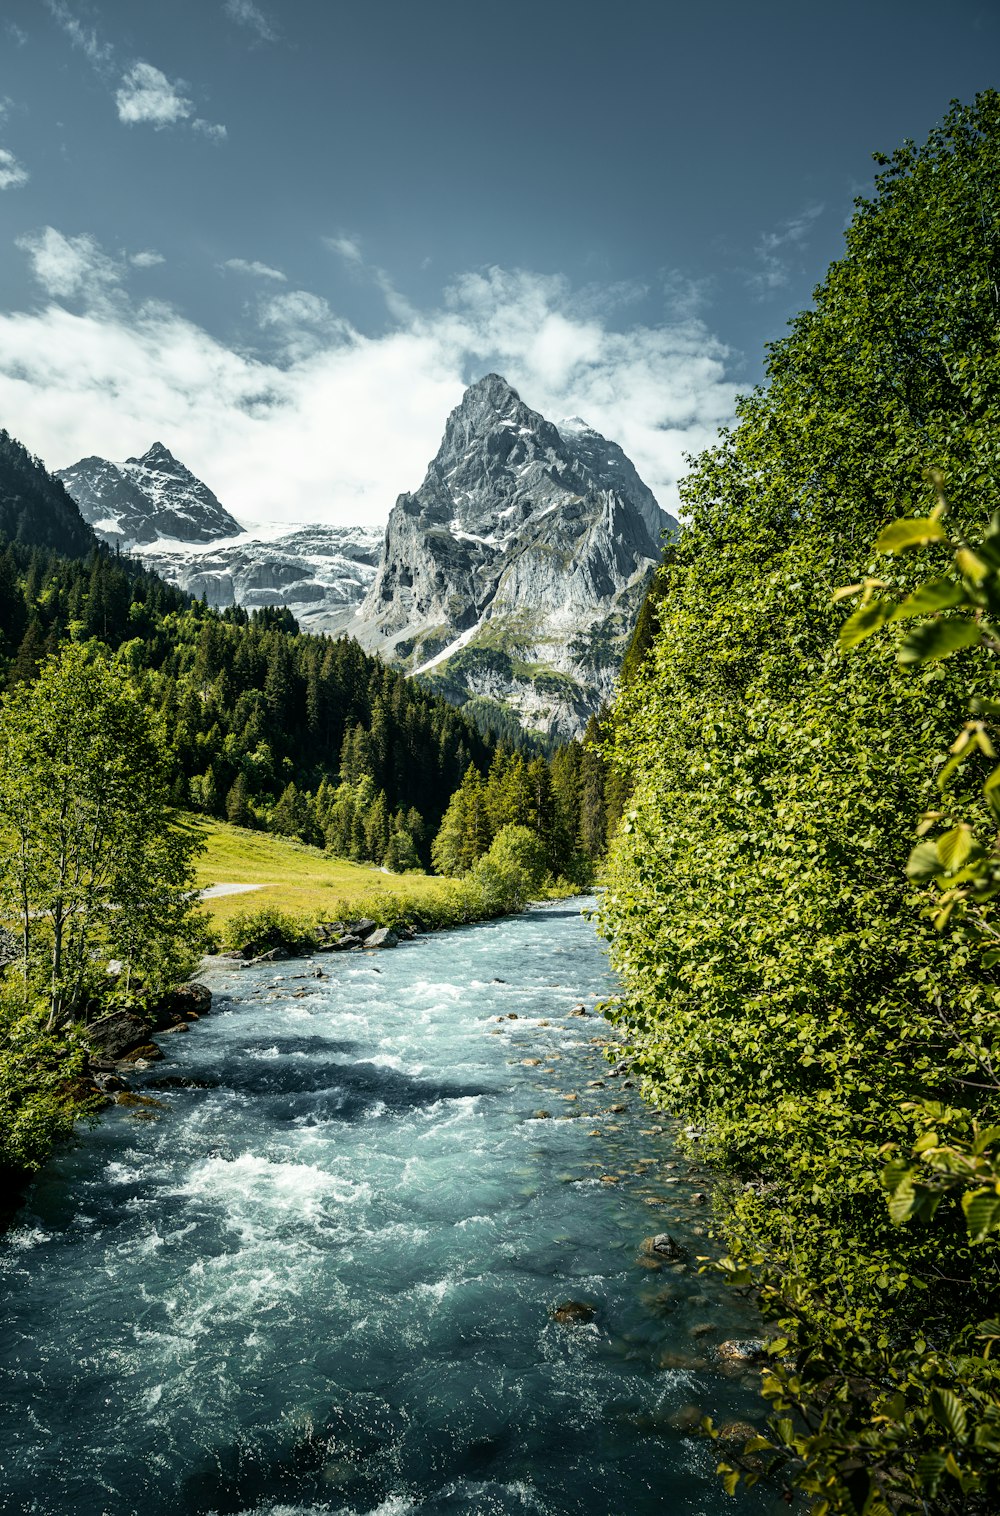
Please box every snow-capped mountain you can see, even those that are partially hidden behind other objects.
[347,373,677,738]
[136,525,382,632]
[56,442,243,546]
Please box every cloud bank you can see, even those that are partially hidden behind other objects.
[0,235,738,530]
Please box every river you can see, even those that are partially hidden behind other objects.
[1,900,773,1515]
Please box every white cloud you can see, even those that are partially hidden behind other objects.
[16,227,122,300]
[6,24,28,48]
[115,61,193,127]
[44,0,114,68]
[258,289,353,362]
[223,0,277,42]
[222,257,286,281]
[325,235,364,266]
[0,148,29,190]
[193,118,227,143]
[0,238,738,531]
[749,204,825,294]
[131,250,165,269]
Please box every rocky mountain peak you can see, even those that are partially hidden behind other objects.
[348,373,678,739]
[129,441,179,469]
[56,444,242,547]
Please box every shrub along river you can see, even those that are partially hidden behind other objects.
[1,900,774,1515]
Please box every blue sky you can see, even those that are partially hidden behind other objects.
[0,0,997,528]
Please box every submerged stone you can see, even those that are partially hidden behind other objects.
[551,1301,596,1325]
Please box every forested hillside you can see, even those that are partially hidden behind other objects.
[0,537,619,873]
[600,93,1000,1511]
[0,430,97,557]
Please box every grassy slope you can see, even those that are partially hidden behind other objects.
[182,816,457,929]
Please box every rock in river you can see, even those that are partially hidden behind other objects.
[551,1301,596,1325]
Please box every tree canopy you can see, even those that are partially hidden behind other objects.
[600,92,1000,1512]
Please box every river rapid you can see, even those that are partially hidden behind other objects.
[1,900,773,1516]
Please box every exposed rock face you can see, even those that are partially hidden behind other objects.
[347,374,676,739]
[56,442,243,546]
[134,525,381,632]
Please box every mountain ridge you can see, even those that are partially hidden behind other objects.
[56,442,243,546]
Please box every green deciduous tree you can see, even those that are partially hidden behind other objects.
[0,642,203,1023]
[600,92,1000,1513]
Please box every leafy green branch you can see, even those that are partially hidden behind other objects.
[839,486,1000,1246]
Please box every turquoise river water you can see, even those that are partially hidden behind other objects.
[1,900,776,1515]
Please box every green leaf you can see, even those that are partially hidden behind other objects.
[838,598,895,652]
[906,841,943,880]
[898,617,983,665]
[937,824,976,871]
[887,1177,920,1224]
[962,1188,1000,1242]
[876,517,948,553]
[956,547,991,581]
[915,1452,947,1488]
[891,578,968,618]
[930,1388,968,1440]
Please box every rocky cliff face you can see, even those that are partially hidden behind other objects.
[56,442,243,545]
[348,374,676,739]
[135,525,381,631]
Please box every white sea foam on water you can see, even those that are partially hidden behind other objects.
[6,1225,51,1250]
[181,1152,368,1211]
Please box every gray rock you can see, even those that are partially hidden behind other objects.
[643,1233,686,1261]
[319,933,363,952]
[362,928,398,949]
[346,919,378,941]
[83,1010,152,1061]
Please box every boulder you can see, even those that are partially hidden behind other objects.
[252,947,289,963]
[551,1300,595,1325]
[716,1338,768,1367]
[642,1233,686,1262]
[92,1072,127,1092]
[118,1042,163,1063]
[83,1010,152,1061]
[148,982,212,1029]
[320,933,363,952]
[363,928,398,950]
[346,919,378,941]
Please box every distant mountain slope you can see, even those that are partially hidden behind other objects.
[0,429,97,556]
[135,524,382,631]
[347,373,677,739]
[56,442,243,545]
